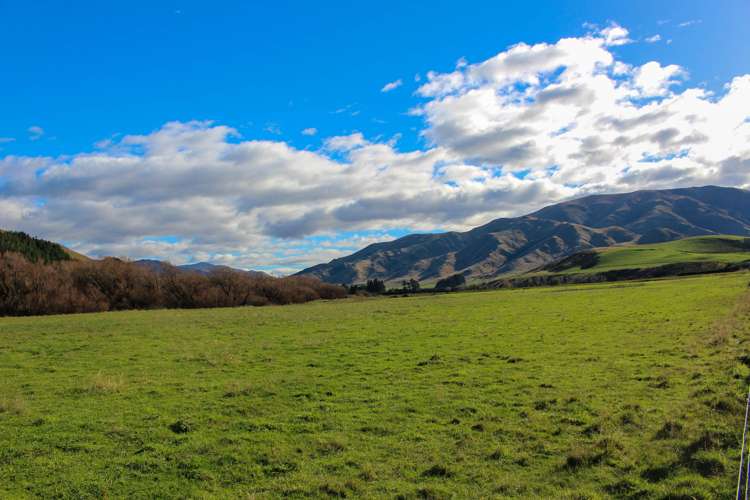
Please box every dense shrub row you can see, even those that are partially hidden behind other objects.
[0,252,347,316]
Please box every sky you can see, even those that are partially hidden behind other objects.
[0,0,748,274]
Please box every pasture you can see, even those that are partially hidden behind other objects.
[554,235,750,275]
[1,273,750,498]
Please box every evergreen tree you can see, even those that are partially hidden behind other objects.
[366,278,386,294]
[0,231,71,263]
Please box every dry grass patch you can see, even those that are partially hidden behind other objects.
[89,372,125,394]
[0,395,26,415]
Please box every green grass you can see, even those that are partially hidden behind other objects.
[554,235,750,274]
[1,273,750,498]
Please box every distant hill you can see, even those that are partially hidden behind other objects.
[133,259,268,278]
[0,230,86,263]
[539,235,750,274]
[296,186,750,284]
[0,231,267,277]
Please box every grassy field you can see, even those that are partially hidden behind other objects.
[552,235,750,275]
[1,273,750,498]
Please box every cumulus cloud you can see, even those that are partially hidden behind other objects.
[323,132,368,151]
[645,34,662,43]
[301,127,318,136]
[381,79,403,92]
[1,24,749,273]
[599,22,632,46]
[0,120,574,270]
[415,28,749,197]
[632,61,685,96]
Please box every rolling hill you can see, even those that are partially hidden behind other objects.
[297,186,750,284]
[0,230,87,263]
[540,235,750,275]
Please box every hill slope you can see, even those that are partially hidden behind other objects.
[297,186,750,284]
[541,235,750,275]
[0,230,87,263]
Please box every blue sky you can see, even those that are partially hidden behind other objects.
[1,0,746,156]
[0,1,748,273]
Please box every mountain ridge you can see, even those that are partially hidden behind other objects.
[133,259,268,277]
[296,186,750,284]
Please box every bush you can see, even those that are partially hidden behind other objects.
[0,252,348,316]
[435,273,466,291]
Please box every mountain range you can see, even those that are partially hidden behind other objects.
[296,186,750,284]
[133,259,268,278]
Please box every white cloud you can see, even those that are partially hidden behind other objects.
[678,20,702,28]
[332,104,359,116]
[645,34,662,43]
[415,32,749,198]
[612,62,631,75]
[264,123,282,135]
[632,61,686,96]
[381,79,403,92]
[323,132,368,151]
[0,137,15,144]
[301,127,318,136]
[0,121,574,270]
[28,126,44,141]
[1,24,749,273]
[417,36,614,98]
[600,22,632,46]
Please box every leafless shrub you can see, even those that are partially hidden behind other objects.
[0,251,347,316]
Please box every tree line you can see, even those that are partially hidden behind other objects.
[346,276,465,295]
[0,252,347,317]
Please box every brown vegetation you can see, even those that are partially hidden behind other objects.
[0,252,347,316]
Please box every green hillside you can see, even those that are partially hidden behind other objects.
[544,235,750,275]
[1,273,749,498]
[0,230,85,263]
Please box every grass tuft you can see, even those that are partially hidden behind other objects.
[168,420,192,434]
[421,465,452,478]
[317,439,346,455]
[654,420,684,440]
[88,372,124,394]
